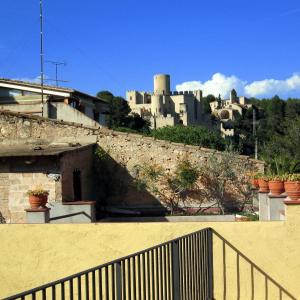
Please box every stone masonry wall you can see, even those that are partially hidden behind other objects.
[0,110,264,210]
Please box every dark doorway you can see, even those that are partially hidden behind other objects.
[73,169,82,201]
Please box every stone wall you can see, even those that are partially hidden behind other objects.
[0,110,97,141]
[0,110,264,212]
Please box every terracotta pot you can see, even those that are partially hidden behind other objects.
[258,178,269,193]
[284,181,300,201]
[28,195,46,209]
[269,180,284,196]
[250,178,259,188]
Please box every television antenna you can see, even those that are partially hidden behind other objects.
[45,60,68,86]
[40,0,44,117]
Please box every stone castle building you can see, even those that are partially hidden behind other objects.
[127,74,207,129]
[210,89,252,136]
[127,74,251,136]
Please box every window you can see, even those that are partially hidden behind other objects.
[73,169,82,201]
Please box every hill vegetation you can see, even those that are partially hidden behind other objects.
[97,90,300,170]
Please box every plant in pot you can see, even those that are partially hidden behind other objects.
[27,188,49,209]
[257,173,269,193]
[250,173,260,189]
[268,175,284,196]
[283,174,300,201]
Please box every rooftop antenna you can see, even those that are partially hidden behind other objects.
[45,60,68,86]
[253,107,258,160]
[40,0,45,117]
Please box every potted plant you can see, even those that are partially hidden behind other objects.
[250,173,260,189]
[268,175,285,196]
[27,188,49,209]
[283,174,300,201]
[257,173,269,193]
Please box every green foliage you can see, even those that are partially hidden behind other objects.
[232,96,300,172]
[27,189,49,197]
[202,94,215,114]
[96,90,114,102]
[199,151,253,214]
[174,159,199,189]
[96,90,150,132]
[282,173,300,181]
[150,125,225,150]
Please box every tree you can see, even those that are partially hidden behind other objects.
[96,90,114,102]
[133,152,254,215]
[96,90,151,132]
[199,151,253,214]
[150,125,225,150]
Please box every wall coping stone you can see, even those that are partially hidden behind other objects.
[62,201,96,205]
[0,109,265,167]
[0,109,99,131]
[269,193,287,198]
[284,200,300,205]
[25,208,51,212]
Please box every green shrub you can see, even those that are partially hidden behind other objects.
[150,125,225,150]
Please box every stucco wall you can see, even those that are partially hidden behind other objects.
[0,204,299,299]
[49,102,100,128]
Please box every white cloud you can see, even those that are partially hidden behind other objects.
[176,73,246,98]
[245,74,300,97]
[176,73,300,98]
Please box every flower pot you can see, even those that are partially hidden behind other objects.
[269,180,284,196]
[250,178,259,189]
[28,195,47,209]
[284,181,300,201]
[258,178,269,193]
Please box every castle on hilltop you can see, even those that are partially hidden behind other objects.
[127,74,207,129]
[127,74,251,136]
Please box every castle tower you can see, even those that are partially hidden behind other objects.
[153,74,170,96]
[151,95,163,116]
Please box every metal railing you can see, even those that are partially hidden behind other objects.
[4,227,297,300]
[4,228,213,300]
[212,229,297,300]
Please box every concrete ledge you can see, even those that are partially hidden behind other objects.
[100,215,236,223]
[25,207,51,223]
[62,201,96,205]
[48,202,96,223]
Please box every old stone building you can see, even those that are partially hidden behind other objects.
[127,74,209,129]
[210,89,252,136]
[0,110,263,222]
[0,141,96,223]
[0,78,109,127]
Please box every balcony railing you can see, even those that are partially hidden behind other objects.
[4,228,297,300]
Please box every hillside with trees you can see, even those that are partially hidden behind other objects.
[97,90,300,170]
[232,96,300,172]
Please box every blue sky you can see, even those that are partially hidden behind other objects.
[0,0,300,98]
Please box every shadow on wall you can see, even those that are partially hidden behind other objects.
[0,212,6,224]
[93,145,167,219]
[212,229,297,300]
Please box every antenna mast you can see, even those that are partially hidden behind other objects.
[45,60,67,86]
[253,107,258,160]
[40,0,45,117]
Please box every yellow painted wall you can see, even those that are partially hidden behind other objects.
[0,205,300,299]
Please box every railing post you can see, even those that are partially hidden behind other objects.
[172,241,180,300]
[207,229,214,300]
[115,262,122,300]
